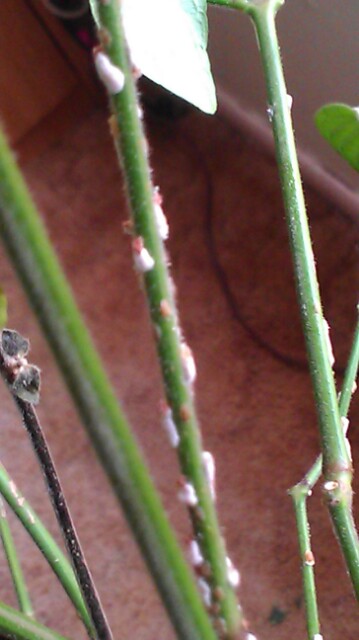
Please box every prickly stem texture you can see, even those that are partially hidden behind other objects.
[90,0,241,636]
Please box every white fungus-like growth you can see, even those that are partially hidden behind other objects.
[266,105,274,122]
[180,343,196,386]
[341,416,349,434]
[133,243,155,273]
[226,556,240,588]
[345,437,352,461]
[322,318,335,366]
[197,577,211,607]
[178,481,198,507]
[202,451,216,501]
[161,406,180,448]
[188,539,204,567]
[94,51,125,95]
[154,202,169,240]
[323,480,338,492]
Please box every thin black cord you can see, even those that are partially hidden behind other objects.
[0,342,113,640]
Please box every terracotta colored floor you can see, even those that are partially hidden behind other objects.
[0,103,358,640]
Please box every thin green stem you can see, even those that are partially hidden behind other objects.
[0,126,216,640]
[249,1,359,597]
[0,496,34,619]
[90,1,241,637]
[0,600,74,640]
[0,463,93,636]
[289,490,320,639]
[289,317,359,639]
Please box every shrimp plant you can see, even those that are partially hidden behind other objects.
[0,1,358,640]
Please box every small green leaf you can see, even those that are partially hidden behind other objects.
[122,0,217,114]
[315,103,359,172]
[0,286,7,328]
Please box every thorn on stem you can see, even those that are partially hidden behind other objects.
[304,549,315,566]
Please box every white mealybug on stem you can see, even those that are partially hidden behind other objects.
[352,380,357,394]
[93,50,125,95]
[177,479,198,507]
[287,94,293,110]
[188,539,204,567]
[153,189,169,240]
[180,343,196,386]
[246,634,258,640]
[322,318,335,366]
[197,577,211,607]
[226,556,240,588]
[313,635,324,640]
[323,480,338,492]
[202,451,216,501]
[341,416,349,434]
[345,437,352,461]
[132,237,155,273]
[161,404,180,448]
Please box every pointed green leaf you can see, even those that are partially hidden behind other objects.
[0,286,7,328]
[315,103,359,172]
[122,0,217,114]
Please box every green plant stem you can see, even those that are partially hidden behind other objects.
[0,496,34,619]
[289,315,359,638]
[90,1,241,637]
[0,130,216,640]
[0,463,93,636]
[248,0,359,597]
[0,600,74,640]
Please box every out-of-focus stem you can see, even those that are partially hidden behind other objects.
[0,496,34,618]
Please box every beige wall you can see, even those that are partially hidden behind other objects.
[208,1,359,193]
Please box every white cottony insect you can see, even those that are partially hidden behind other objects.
[345,437,352,461]
[161,405,180,448]
[178,481,198,507]
[352,380,357,394]
[226,556,240,588]
[197,577,211,607]
[94,50,125,95]
[188,539,204,567]
[323,480,338,492]
[154,202,169,240]
[246,634,258,640]
[180,343,196,386]
[287,94,293,110]
[313,635,324,640]
[322,318,335,366]
[132,238,155,273]
[202,451,216,501]
[341,416,349,434]
[266,105,274,122]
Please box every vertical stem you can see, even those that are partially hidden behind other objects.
[249,0,359,597]
[0,117,216,640]
[90,1,241,636]
[290,491,320,639]
[0,496,34,619]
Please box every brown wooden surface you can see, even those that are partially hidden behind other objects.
[0,0,77,144]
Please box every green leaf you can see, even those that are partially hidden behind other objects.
[122,0,217,114]
[0,286,7,328]
[315,103,359,172]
